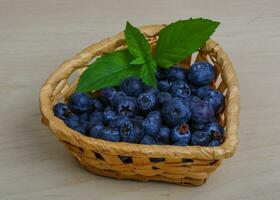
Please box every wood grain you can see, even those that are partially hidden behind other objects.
[0,0,280,199]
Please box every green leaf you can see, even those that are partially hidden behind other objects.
[125,21,152,60]
[140,59,157,87]
[130,57,145,65]
[76,50,141,92]
[156,18,220,68]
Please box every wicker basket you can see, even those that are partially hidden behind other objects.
[39,24,240,186]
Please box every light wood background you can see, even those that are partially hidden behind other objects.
[1,0,280,199]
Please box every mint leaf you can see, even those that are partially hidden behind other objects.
[156,18,220,68]
[140,59,157,87]
[130,57,145,65]
[76,50,141,92]
[125,21,152,60]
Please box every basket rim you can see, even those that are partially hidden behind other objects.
[39,24,240,161]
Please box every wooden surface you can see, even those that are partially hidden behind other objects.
[0,0,279,199]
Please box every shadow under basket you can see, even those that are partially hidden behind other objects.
[39,24,240,186]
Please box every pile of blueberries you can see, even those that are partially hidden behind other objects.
[54,61,225,147]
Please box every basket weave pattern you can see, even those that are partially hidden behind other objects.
[40,25,240,186]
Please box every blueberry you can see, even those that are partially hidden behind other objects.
[202,89,225,113]
[64,115,87,134]
[157,126,171,144]
[188,61,215,86]
[190,100,215,124]
[100,87,117,104]
[140,135,157,145]
[143,86,159,95]
[204,122,225,141]
[171,124,191,146]
[162,98,191,126]
[120,120,141,143]
[120,77,143,97]
[191,131,210,146]
[89,112,104,127]
[99,127,120,142]
[157,92,172,106]
[116,97,137,117]
[194,86,213,98]
[109,115,128,128]
[169,80,191,99]
[91,98,104,112]
[189,122,206,132]
[53,103,72,120]
[112,91,127,106]
[89,124,104,138]
[208,139,221,146]
[188,95,201,103]
[79,112,90,122]
[137,92,156,112]
[103,106,117,124]
[158,80,172,92]
[142,111,161,136]
[132,115,144,126]
[68,92,93,112]
[166,66,187,81]
[156,67,167,80]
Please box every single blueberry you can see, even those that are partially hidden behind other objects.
[143,86,159,95]
[132,115,144,126]
[142,111,161,136]
[171,124,191,146]
[189,100,215,124]
[157,126,171,144]
[166,66,187,81]
[162,98,191,126]
[120,77,143,97]
[120,120,141,143]
[157,92,172,106]
[64,115,87,134]
[169,80,191,99]
[156,67,167,80]
[202,89,225,113]
[91,98,104,112]
[203,122,225,141]
[109,115,129,128]
[194,86,213,98]
[111,91,127,106]
[137,92,156,112]
[53,103,72,120]
[100,87,117,104]
[116,97,137,117]
[99,127,120,142]
[189,122,206,132]
[188,61,215,86]
[89,112,104,127]
[158,80,172,92]
[89,124,104,138]
[68,92,93,112]
[188,95,201,103]
[140,135,157,145]
[191,131,211,146]
[103,106,117,124]
[208,139,221,146]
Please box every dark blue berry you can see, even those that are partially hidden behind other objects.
[157,126,171,144]
[68,92,93,112]
[53,103,72,120]
[137,92,156,112]
[109,115,128,128]
[100,87,117,104]
[89,124,104,138]
[188,95,201,103]
[188,61,215,86]
[162,98,191,126]
[169,80,191,99]
[208,139,221,146]
[120,77,143,97]
[157,92,172,106]
[191,131,210,146]
[120,120,141,143]
[91,98,104,112]
[140,135,157,145]
[64,115,87,134]
[89,112,104,127]
[116,97,137,117]
[99,127,120,142]
[144,86,159,95]
[189,122,206,132]
[204,122,225,140]
[158,80,172,92]
[103,106,117,124]
[190,100,215,124]
[132,116,144,126]
[142,111,161,136]
[194,86,213,98]
[112,91,127,106]
[156,67,167,80]
[171,124,191,146]
[166,66,187,81]
[202,90,225,113]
